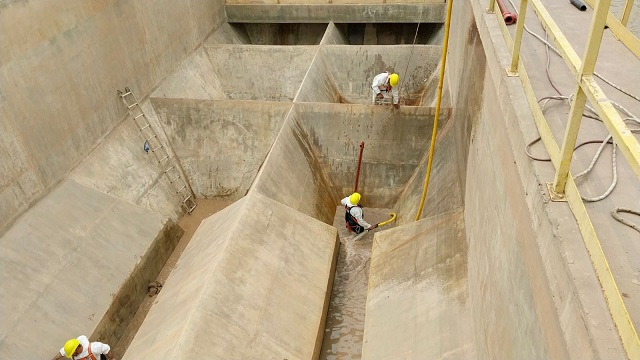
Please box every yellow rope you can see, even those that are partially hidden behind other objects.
[415,0,455,221]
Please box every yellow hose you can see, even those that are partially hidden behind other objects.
[415,0,455,221]
[378,212,397,226]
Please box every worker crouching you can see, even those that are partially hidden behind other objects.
[52,335,115,360]
[371,72,400,109]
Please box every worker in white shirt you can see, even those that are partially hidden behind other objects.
[371,72,400,109]
[52,335,115,360]
[341,192,378,234]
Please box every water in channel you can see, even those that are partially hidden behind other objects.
[320,206,396,360]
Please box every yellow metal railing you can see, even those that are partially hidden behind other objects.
[486,0,640,358]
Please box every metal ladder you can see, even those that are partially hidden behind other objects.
[117,87,197,214]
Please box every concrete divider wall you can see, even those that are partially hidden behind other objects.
[294,50,342,103]
[123,192,339,359]
[151,47,228,100]
[150,98,291,201]
[251,106,339,224]
[320,22,349,45]
[362,209,475,359]
[204,45,318,101]
[206,23,252,45]
[0,0,226,234]
[321,46,442,105]
[0,179,179,359]
[295,103,447,208]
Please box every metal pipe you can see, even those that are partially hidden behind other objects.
[354,142,364,193]
[570,0,587,11]
[496,0,518,25]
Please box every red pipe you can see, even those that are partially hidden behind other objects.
[354,142,364,193]
[496,0,517,25]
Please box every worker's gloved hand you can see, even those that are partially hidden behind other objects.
[393,103,400,109]
[376,93,384,100]
[370,224,378,230]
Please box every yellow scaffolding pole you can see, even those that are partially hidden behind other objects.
[488,0,640,357]
[552,0,610,194]
[582,0,640,59]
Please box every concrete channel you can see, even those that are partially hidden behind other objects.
[1,0,639,359]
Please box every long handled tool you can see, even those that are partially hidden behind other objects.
[353,212,397,241]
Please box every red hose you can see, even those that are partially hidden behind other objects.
[496,0,518,25]
[354,142,364,193]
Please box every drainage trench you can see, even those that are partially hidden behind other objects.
[320,206,397,359]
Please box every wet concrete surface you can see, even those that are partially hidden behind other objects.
[320,206,397,360]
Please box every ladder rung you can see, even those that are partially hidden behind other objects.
[139,124,150,131]
[121,91,132,97]
[170,175,181,183]
[159,155,169,162]
[146,135,157,141]
[182,195,192,203]
[187,203,197,214]
[127,103,139,109]
[152,145,163,152]
[135,114,145,120]
[177,185,187,192]
[164,165,175,173]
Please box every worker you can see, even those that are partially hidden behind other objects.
[371,72,400,109]
[341,192,378,234]
[52,335,115,360]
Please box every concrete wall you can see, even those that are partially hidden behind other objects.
[150,98,291,200]
[362,209,475,359]
[295,103,448,208]
[204,45,318,101]
[0,0,226,234]
[320,22,349,45]
[225,4,447,23]
[0,179,181,358]
[251,106,339,224]
[321,45,442,105]
[239,23,328,45]
[123,192,339,359]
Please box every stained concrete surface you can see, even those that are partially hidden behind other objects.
[204,45,317,101]
[294,103,449,208]
[150,98,291,200]
[362,209,475,359]
[122,192,339,360]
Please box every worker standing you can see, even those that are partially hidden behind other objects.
[371,71,400,109]
[52,335,116,360]
[341,192,378,234]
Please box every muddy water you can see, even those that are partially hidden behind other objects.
[320,206,397,360]
[113,198,234,356]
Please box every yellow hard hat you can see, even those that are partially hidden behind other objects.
[350,192,361,205]
[64,338,80,358]
[389,73,399,87]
